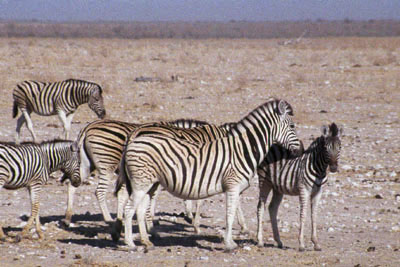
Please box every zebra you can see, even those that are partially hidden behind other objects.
[0,140,80,241]
[256,123,342,251]
[113,98,302,251]
[12,79,106,144]
[63,118,215,226]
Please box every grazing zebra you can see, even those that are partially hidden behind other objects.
[113,98,302,251]
[256,123,342,251]
[12,79,106,144]
[0,140,80,241]
[63,118,213,226]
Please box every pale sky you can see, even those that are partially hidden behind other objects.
[0,0,399,22]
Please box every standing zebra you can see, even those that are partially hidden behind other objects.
[256,123,342,251]
[114,98,302,251]
[64,118,213,226]
[0,140,80,241]
[12,79,106,144]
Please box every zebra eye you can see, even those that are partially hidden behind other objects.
[289,123,295,129]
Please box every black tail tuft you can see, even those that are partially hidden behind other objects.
[12,101,18,118]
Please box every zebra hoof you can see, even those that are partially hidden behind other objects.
[299,246,305,252]
[314,246,322,251]
[60,219,71,228]
[0,236,6,242]
[257,241,264,248]
[277,242,283,249]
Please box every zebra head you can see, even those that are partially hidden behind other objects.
[88,86,106,119]
[272,100,302,157]
[321,123,343,173]
[61,142,81,187]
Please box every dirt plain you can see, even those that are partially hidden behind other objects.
[0,37,399,266]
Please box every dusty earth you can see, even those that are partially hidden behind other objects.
[0,37,399,266]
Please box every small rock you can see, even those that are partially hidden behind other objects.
[375,194,383,199]
[199,256,209,261]
[243,246,251,251]
[74,254,82,259]
[367,246,375,252]
[328,227,335,232]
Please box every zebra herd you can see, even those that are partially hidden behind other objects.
[0,78,343,252]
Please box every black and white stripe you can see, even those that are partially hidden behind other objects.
[12,79,106,144]
[256,123,342,251]
[63,118,212,226]
[114,98,302,251]
[0,140,80,241]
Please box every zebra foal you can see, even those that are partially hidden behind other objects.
[114,98,302,251]
[12,79,106,144]
[256,123,343,251]
[0,140,80,241]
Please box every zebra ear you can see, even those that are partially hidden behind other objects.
[278,100,293,116]
[321,125,329,137]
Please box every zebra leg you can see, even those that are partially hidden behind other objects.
[57,110,70,140]
[184,200,194,220]
[311,190,322,251]
[136,193,154,249]
[0,181,5,241]
[22,111,37,143]
[298,189,310,252]
[224,189,241,251]
[269,190,284,248]
[95,170,113,222]
[64,113,75,140]
[193,200,202,234]
[256,185,272,247]
[63,182,77,227]
[112,183,129,243]
[145,183,161,236]
[122,185,153,250]
[236,199,249,234]
[15,115,26,144]
[21,184,43,239]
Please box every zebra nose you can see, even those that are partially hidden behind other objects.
[98,110,106,119]
[329,164,338,173]
[290,146,302,157]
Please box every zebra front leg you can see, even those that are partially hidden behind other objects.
[57,110,71,140]
[311,190,322,251]
[193,200,202,234]
[184,200,194,220]
[63,182,77,227]
[64,113,75,140]
[298,189,310,251]
[21,184,43,239]
[95,171,113,222]
[269,190,284,248]
[236,199,249,234]
[256,184,271,247]
[224,189,241,251]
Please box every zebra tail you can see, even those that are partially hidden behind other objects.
[114,151,132,197]
[12,101,18,118]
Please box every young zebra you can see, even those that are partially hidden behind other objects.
[0,140,80,241]
[114,98,302,251]
[63,118,213,226]
[12,79,106,144]
[256,123,342,251]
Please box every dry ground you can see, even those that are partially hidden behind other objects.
[0,37,399,266]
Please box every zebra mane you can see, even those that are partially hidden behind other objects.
[304,136,324,154]
[64,79,103,94]
[39,139,74,145]
[168,118,210,126]
[228,98,283,133]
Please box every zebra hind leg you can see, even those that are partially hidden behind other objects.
[95,171,113,222]
[0,181,6,241]
[20,184,42,240]
[137,193,154,250]
[236,199,249,235]
[269,191,284,248]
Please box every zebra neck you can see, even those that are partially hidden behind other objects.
[230,123,272,173]
[310,145,329,179]
[41,144,69,173]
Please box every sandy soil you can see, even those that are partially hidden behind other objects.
[0,37,399,266]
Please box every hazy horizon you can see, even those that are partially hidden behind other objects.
[0,0,400,22]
